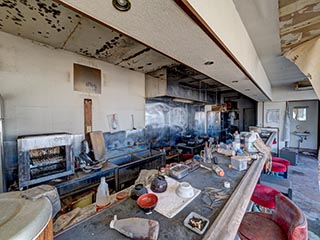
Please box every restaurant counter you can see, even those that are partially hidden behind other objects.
[55,153,266,240]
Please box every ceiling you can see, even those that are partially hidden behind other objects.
[3,0,315,101]
[279,0,320,53]
[233,0,310,88]
[0,0,234,100]
[0,0,270,102]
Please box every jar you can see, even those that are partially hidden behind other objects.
[130,184,148,200]
[151,175,167,193]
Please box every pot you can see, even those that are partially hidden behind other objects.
[131,184,148,200]
[150,175,167,193]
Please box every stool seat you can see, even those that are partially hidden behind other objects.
[181,154,193,161]
[251,184,281,209]
[265,162,286,173]
[272,157,290,167]
[239,212,287,240]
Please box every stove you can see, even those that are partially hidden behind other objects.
[18,133,74,189]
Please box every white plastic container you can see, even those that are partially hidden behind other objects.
[231,156,249,171]
[96,177,110,211]
[245,131,259,153]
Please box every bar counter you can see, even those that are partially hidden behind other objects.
[55,153,266,240]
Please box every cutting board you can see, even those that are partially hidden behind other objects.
[89,131,106,161]
[147,177,201,218]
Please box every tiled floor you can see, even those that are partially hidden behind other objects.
[288,152,320,237]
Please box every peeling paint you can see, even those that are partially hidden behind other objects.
[309,29,320,35]
[282,32,303,45]
[280,18,293,28]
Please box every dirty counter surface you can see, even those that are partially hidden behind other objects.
[55,153,266,240]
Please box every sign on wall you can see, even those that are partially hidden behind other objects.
[74,63,101,94]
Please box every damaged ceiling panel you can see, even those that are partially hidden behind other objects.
[0,0,178,73]
[279,0,320,53]
[0,0,78,48]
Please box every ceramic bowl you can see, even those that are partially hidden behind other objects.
[137,193,158,214]
[176,182,194,198]
[131,184,148,200]
[82,166,92,173]
[150,175,167,193]
[92,164,102,172]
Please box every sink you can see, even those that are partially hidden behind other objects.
[132,149,162,158]
[109,154,140,166]
[293,131,310,137]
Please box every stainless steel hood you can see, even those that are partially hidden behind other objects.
[146,66,231,104]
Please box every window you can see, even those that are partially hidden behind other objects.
[292,107,307,121]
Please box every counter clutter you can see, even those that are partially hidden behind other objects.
[54,143,267,240]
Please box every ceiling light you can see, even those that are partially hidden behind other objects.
[232,80,239,83]
[204,61,214,65]
[112,0,131,11]
[172,98,194,104]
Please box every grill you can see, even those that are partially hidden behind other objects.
[18,133,74,189]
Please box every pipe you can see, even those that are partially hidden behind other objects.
[0,94,4,192]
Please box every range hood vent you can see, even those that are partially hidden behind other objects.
[145,67,215,104]
[294,80,313,91]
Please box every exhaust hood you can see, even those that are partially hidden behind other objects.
[145,66,229,104]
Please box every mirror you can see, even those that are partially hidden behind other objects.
[292,107,307,121]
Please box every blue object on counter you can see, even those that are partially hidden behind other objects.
[193,155,201,161]
[237,149,243,154]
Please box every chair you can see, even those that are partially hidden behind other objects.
[264,161,288,179]
[251,184,281,209]
[238,194,308,240]
[272,157,290,168]
[181,154,194,161]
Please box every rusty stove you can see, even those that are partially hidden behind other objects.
[18,133,74,189]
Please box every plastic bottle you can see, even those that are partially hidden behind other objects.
[96,177,111,211]
[212,164,225,176]
[234,131,241,150]
[245,131,259,153]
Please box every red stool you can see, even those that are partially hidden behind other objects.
[251,184,281,209]
[264,161,288,179]
[272,157,290,167]
[181,154,194,161]
[239,194,308,240]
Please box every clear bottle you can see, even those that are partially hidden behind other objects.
[96,177,111,211]
[212,164,225,177]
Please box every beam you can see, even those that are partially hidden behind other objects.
[280,15,320,35]
[280,0,320,17]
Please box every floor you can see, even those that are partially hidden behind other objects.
[288,152,320,238]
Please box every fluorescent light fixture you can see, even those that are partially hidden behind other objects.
[172,98,194,104]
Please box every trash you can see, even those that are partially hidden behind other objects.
[110,215,159,240]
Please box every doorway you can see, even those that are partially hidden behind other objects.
[243,108,256,131]
[289,100,318,150]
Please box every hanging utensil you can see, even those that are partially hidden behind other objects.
[112,114,117,130]
[131,114,136,130]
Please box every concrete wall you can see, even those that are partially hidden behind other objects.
[0,31,146,142]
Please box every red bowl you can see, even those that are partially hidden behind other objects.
[137,193,158,214]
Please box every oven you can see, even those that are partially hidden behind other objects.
[18,133,74,189]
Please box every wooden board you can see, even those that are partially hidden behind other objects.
[89,131,106,161]
[84,99,92,135]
